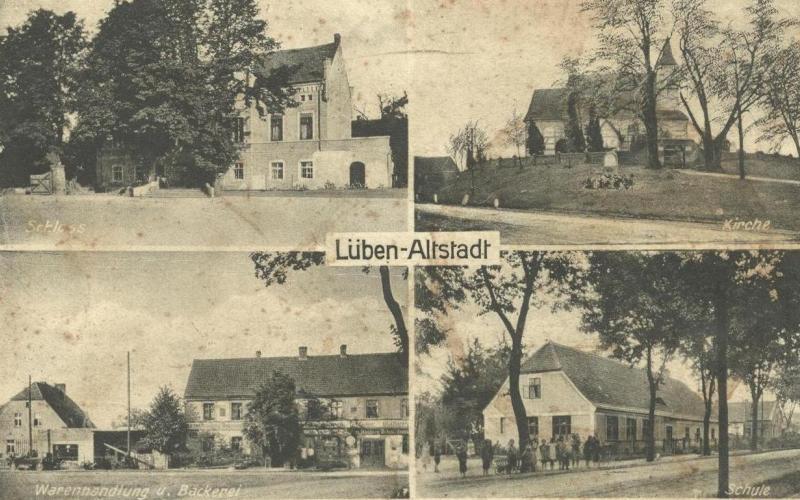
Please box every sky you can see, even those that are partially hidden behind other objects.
[407,0,800,157]
[415,258,757,403]
[0,251,407,428]
[0,0,413,119]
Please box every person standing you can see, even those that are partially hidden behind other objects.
[433,444,441,473]
[456,445,468,478]
[583,435,593,468]
[555,437,565,470]
[520,443,533,473]
[530,438,539,473]
[592,434,602,465]
[571,434,581,468]
[506,439,518,474]
[481,439,494,476]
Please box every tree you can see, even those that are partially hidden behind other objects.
[772,361,800,433]
[677,316,717,456]
[140,386,190,454]
[416,253,586,451]
[448,121,489,200]
[565,85,587,153]
[756,41,800,161]
[581,0,682,169]
[498,109,527,169]
[582,252,689,462]
[674,0,791,174]
[526,121,545,156]
[0,9,86,186]
[439,338,511,449]
[74,0,295,188]
[243,370,301,467]
[414,266,466,355]
[585,106,605,152]
[250,252,409,358]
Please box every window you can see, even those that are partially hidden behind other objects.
[711,428,716,439]
[231,436,242,451]
[219,406,226,418]
[300,160,314,179]
[331,400,343,419]
[500,417,505,434]
[33,414,41,427]
[271,114,283,141]
[626,418,637,441]
[300,113,314,140]
[301,95,306,102]
[401,398,409,418]
[6,440,15,455]
[606,416,620,441]
[527,416,539,438]
[13,412,22,427]
[271,161,284,180]
[53,444,78,461]
[402,435,409,454]
[233,162,244,180]
[528,377,541,399]
[684,427,690,440]
[232,117,245,143]
[111,165,123,183]
[203,403,214,421]
[643,419,651,439]
[231,402,242,421]
[552,416,571,436]
[366,399,379,419]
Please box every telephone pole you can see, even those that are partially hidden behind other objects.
[127,351,131,459]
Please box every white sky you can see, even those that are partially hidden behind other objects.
[0,252,407,428]
[407,0,800,157]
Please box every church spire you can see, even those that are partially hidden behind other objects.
[656,38,678,68]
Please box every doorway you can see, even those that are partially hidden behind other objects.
[360,438,385,467]
[349,162,366,187]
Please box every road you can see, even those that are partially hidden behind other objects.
[416,204,800,247]
[0,192,408,250]
[416,449,800,498]
[0,468,408,499]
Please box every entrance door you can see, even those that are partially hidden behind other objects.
[349,162,366,187]
[360,438,385,467]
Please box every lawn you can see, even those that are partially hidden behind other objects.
[718,152,800,181]
[426,161,800,232]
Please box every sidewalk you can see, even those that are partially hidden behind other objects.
[676,169,800,186]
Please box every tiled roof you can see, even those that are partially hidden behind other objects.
[414,156,459,176]
[728,401,779,423]
[525,88,568,123]
[521,342,712,420]
[184,352,407,400]
[10,382,94,428]
[259,38,339,85]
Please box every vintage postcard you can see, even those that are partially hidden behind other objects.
[411,0,800,247]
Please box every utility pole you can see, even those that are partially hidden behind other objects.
[127,351,131,459]
[28,375,33,456]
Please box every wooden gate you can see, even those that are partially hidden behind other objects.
[30,172,53,194]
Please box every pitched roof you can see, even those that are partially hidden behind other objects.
[521,342,712,420]
[184,352,407,400]
[414,156,459,176]
[657,38,678,67]
[728,401,779,423]
[525,88,568,122]
[259,37,339,85]
[10,382,94,428]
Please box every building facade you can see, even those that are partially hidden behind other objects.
[183,346,409,469]
[524,40,699,166]
[0,382,95,466]
[483,342,718,455]
[729,401,787,441]
[95,34,393,192]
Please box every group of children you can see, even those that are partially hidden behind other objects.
[481,434,603,476]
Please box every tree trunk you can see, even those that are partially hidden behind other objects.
[645,349,657,462]
[715,287,730,498]
[643,73,661,169]
[737,103,746,180]
[379,266,408,359]
[509,337,530,451]
[750,385,760,451]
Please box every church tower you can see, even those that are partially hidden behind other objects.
[656,38,680,111]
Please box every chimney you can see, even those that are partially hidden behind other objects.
[255,350,262,358]
[299,346,308,360]
[55,383,66,394]
[340,344,347,357]
[333,33,341,46]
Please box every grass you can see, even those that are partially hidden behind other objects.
[426,160,800,231]
[745,469,800,497]
[719,152,800,181]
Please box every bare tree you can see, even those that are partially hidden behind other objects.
[582,0,682,169]
[756,41,800,161]
[498,108,527,170]
[447,121,489,199]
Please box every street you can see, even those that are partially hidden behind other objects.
[416,449,800,498]
[0,468,408,499]
[416,204,800,246]
[0,192,408,250]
